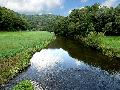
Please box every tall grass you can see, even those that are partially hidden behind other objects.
[0,31,55,84]
[12,80,34,90]
[0,31,55,58]
[80,32,120,58]
[100,36,120,57]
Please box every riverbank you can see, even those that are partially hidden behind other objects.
[1,36,120,90]
[79,32,120,58]
[12,80,34,90]
[0,31,55,84]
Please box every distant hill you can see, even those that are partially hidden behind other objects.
[22,14,61,31]
[0,6,62,32]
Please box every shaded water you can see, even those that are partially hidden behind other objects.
[1,37,120,90]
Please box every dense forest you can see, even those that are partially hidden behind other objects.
[0,4,120,36]
[55,4,120,36]
[0,6,60,31]
[0,7,28,31]
[22,14,62,31]
[54,4,120,37]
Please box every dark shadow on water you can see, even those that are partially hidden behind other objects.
[46,37,120,73]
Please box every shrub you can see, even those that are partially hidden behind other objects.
[82,31,104,48]
[12,80,34,90]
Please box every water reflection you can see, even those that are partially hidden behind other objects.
[47,37,120,74]
[31,48,90,71]
[1,37,120,90]
[24,48,120,90]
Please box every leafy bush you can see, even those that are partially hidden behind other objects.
[81,31,104,48]
[54,4,120,37]
[0,7,28,31]
[81,32,120,57]
[12,80,34,90]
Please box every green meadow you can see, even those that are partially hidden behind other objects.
[101,36,120,50]
[0,31,55,84]
[100,36,120,57]
[82,32,120,57]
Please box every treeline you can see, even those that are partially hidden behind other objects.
[54,4,120,37]
[22,14,62,31]
[0,7,28,31]
[0,6,60,31]
[1,4,120,34]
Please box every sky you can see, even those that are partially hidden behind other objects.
[0,0,120,16]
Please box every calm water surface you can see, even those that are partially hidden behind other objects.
[1,37,120,90]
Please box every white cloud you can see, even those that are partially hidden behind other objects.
[101,0,119,7]
[0,0,63,14]
[68,6,85,14]
[0,0,7,6]
[68,10,72,14]
[48,12,52,14]
[79,7,84,9]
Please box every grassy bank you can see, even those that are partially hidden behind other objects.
[100,36,120,57]
[80,32,120,58]
[0,31,55,84]
[12,80,34,90]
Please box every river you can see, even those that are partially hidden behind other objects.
[1,37,120,90]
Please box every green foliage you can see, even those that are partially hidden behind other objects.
[82,32,104,48]
[0,7,28,31]
[0,31,55,84]
[54,17,69,36]
[81,32,120,57]
[100,36,120,57]
[22,14,60,32]
[0,31,55,58]
[54,4,120,37]
[12,80,34,90]
[0,6,62,32]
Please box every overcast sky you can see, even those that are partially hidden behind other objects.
[0,0,119,16]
